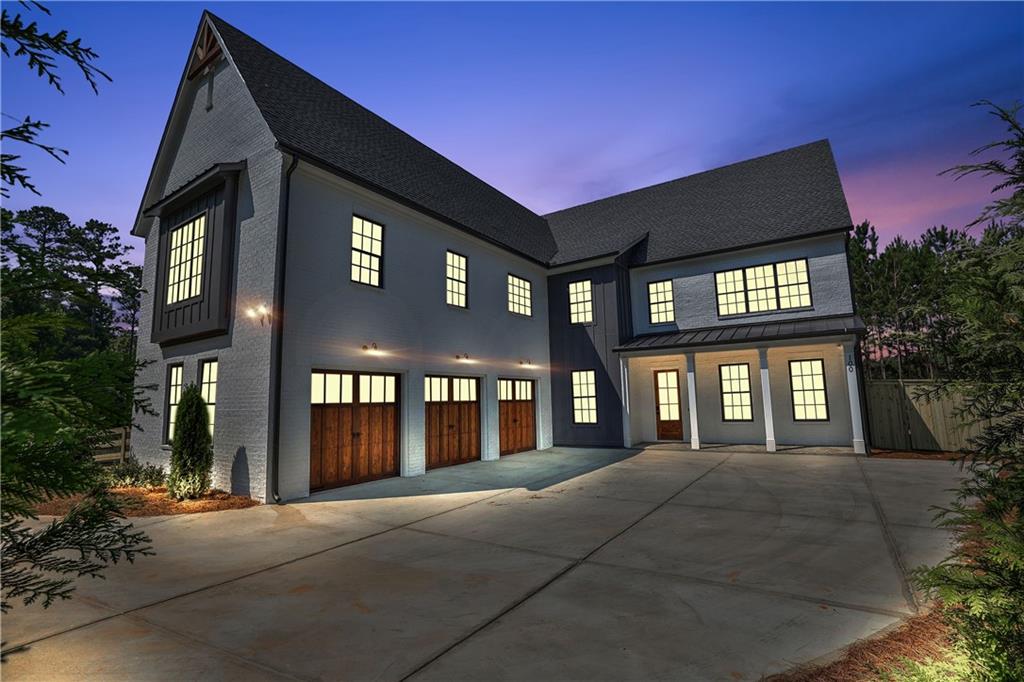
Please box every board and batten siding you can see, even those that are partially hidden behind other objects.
[547,261,632,447]
[276,163,553,500]
[133,54,284,502]
[629,233,854,336]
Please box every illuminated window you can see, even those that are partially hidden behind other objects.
[310,371,354,404]
[452,377,477,402]
[719,364,753,421]
[199,359,218,435]
[507,274,532,316]
[498,379,533,401]
[648,280,675,324]
[165,364,183,443]
[568,280,593,324]
[359,373,397,404]
[571,370,597,424]
[351,215,383,287]
[744,265,778,313]
[790,359,829,421]
[715,259,812,316]
[166,214,206,305]
[715,269,747,316]
[776,259,811,309]
[445,251,467,307]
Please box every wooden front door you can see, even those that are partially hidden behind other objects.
[425,376,481,469]
[310,371,400,491]
[654,369,684,440]
[498,379,536,455]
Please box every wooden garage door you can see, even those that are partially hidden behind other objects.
[425,376,481,469]
[310,371,399,491]
[498,378,536,455]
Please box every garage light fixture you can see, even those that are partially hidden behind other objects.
[519,359,534,367]
[246,304,270,326]
[362,342,381,355]
[455,353,471,362]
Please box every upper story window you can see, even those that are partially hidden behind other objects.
[568,280,593,324]
[507,274,532,316]
[199,359,218,435]
[166,214,206,305]
[571,370,598,424]
[445,251,467,307]
[715,258,811,317]
[647,280,675,324]
[351,215,383,287]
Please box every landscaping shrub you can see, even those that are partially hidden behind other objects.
[166,384,213,500]
[104,455,165,489]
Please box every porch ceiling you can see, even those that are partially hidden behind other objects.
[615,314,865,353]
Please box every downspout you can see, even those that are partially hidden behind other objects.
[269,153,300,503]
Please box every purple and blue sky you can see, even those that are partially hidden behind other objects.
[3,2,1021,265]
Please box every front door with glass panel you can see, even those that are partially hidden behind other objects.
[654,369,684,440]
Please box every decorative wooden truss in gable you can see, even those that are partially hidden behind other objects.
[187,20,223,80]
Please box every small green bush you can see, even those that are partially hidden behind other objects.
[880,643,984,681]
[166,384,213,500]
[104,455,166,489]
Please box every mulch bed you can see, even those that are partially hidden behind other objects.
[769,607,952,681]
[869,449,962,461]
[34,487,260,517]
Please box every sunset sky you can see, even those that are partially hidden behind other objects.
[3,2,1021,264]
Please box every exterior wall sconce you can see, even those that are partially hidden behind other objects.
[519,359,533,367]
[246,304,270,326]
[455,353,470,362]
[362,342,379,352]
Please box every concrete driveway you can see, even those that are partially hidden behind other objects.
[3,447,963,681]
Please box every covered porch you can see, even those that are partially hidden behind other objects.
[617,315,867,454]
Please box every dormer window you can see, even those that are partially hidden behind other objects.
[166,214,206,305]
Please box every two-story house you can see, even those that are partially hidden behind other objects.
[131,12,868,502]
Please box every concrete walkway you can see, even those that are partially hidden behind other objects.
[2,447,963,681]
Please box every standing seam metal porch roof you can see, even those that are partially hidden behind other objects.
[615,315,865,352]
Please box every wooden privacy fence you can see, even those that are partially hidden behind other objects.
[91,426,131,463]
[866,380,987,452]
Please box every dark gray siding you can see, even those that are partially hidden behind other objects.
[547,261,632,447]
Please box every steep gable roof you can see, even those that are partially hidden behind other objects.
[544,140,853,265]
[207,13,558,263]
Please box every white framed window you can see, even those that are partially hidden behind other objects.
[351,215,383,287]
[452,377,477,402]
[425,376,448,402]
[571,370,597,424]
[715,258,812,316]
[310,371,355,405]
[507,274,532,316]
[445,251,467,307]
[165,364,184,443]
[199,359,218,435]
[498,379,533,401]
[568,279,593,324]
[789,359,829,421]
[719,363,753,422]
[166,214,206,305]
[647,280,675,324]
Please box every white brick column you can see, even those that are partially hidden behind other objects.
[843,341,867,454]
[403,368,426,476]
[685,352,700,450]
[758,348,776,452]
[620,356,633,447]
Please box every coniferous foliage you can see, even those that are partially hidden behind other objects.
[167,385,214,501]
[909,101,1024,680]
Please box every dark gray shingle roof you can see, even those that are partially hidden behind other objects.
[208,13,558,263]
[545,140,853,265]
[615,314,865,352]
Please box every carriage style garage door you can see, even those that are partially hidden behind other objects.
[309,371,399,491]
[498,378,536,455]
[425,376,481,469]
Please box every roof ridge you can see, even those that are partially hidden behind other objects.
[543,139,833,218]
[205,11,546,223]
